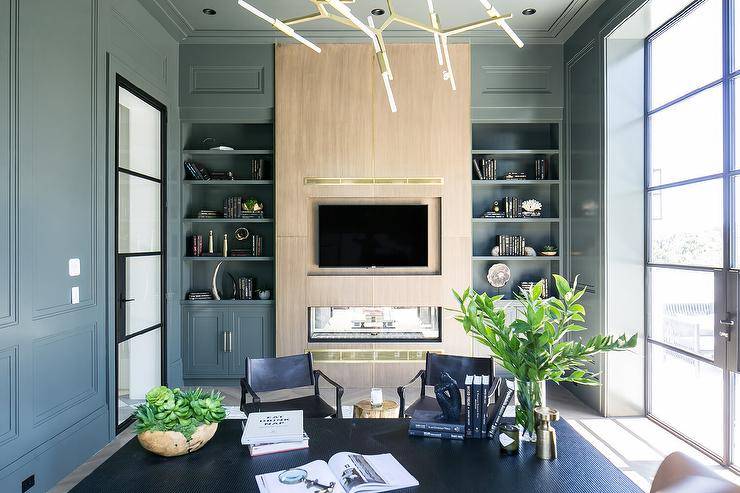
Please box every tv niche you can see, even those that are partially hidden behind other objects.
[318,204,428,268]
[309,306,441,342]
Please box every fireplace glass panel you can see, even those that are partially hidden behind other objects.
[309,306,441,342]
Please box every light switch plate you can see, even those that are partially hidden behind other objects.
[69,258,81,277]
[71,286,80,304]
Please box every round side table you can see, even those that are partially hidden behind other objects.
[352,399,399,419]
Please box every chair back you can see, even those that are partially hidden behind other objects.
[425,353,493,388]
[246,353,314,392]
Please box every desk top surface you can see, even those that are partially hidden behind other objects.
[72,418,641,493]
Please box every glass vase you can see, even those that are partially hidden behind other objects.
[515,379,546,442]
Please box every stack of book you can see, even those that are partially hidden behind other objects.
[209,170,234,180]
[241,211,265,219]
[186,291,213,301]
[497,235,526,256]
[473,158,496,180]
[534,158,548,180]
[503,172,527,180]
[408,409,466,440]
[251,234,264,256]
[241,410,308,457]
[519,279,549,298]
[485,379,515,439]
[189,235,203,256]
[465,376,515,439]
[251,158,266,180]
[236,277,254,300]
[224,197,243,218]
[503,197,522,218]
[184,161,211,180]
[196,210,221,219]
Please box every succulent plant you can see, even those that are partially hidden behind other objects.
[542,245,557,252]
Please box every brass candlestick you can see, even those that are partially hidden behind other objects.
[535,406,559,460]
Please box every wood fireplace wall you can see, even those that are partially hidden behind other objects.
[275,43,472,388]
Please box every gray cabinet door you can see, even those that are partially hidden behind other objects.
[228,307,273,375]
[183,308,227,377]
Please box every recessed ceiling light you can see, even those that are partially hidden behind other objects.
[202,8,217,16]
[371,8,385,16]
[522,8,536,15]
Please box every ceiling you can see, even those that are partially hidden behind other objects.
[143,0,607,43]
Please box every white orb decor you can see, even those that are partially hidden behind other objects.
[487,263,512,288]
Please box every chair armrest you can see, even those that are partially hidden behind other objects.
[397,370,425,418]
[314,370,344,418]
[240,378,261,412]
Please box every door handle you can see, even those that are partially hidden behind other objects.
[223,331,228,352]
[720,316,734,339]
[120,297,135,303]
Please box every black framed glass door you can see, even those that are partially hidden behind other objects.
[115,76,166,432]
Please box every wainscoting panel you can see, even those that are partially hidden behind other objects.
[0,0,15,329]
[0,345,18,447]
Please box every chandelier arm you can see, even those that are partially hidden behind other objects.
[440,35,456,91]
[441,14,511,37]
[483,4,524,47]
[282,12,326,26]
[389,15,437,35]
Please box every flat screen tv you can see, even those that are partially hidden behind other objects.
[318,204,428,268]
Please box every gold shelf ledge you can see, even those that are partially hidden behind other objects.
[304,177,444,185]
[309,349,443,363]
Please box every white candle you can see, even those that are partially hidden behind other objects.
[370,388,383,407]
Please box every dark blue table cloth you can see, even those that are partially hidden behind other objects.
[72,418,642,492]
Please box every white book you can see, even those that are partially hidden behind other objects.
[256,452,418,493]
[249,433,310,457]
[242,410,304,446]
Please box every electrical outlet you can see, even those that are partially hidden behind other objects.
[68,258,80,277]
[71,286,80,304]
[22,474,34,492]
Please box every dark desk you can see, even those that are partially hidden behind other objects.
[72,419,641,493]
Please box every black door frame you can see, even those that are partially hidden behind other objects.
[114,75,167,434]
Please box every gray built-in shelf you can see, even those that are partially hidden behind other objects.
[184,180,274,186]
[471,122,563,300]
[184,149,273,155]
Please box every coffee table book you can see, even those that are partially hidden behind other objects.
[248,433,309,457]
[241,410,303,446]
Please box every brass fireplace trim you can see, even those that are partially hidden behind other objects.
[304,177,444,185]
[309,349,443,363]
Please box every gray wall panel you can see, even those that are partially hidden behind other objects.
[0,346,17,447]
[0,0,13,329]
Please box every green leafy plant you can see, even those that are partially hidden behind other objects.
[453,275,637,437]
[541,245,557,253]
[134,386,226,441]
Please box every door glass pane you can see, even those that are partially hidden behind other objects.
[649,179,723,267]
[648,267,715,360]
[650,343,723,454]
[118,172,161,254]
[124,255,161,336]
[649,0,722,109]
[118,87,161,179]
[117,328,161,425]
[649,86,722,186]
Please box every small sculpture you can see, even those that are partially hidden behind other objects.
[535,407,560,460]
[242,197,264,213]
[487,263,511,288]
[522,199,542,217]
[492,201,500,213]
[434,372,462,422]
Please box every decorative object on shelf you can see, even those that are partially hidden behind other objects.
[184,161,211,181]
[189,235,204,257]
[211,261,224,300]
[223,234,229,257]
[353,399,399,419]
[197,210,222,219]
[208,230,214,254]
[370,388,384,408]
[534,158,548,180]
[234,227,250,241]
[503,172,527,180]
[492,201,500,213]
[187,290,214,301]
[209,170,235,180]
[472,158,483,180]
[257,289,271,300]
[521,199,542,217]
[237,277,254,300]
[251,158,266,180]
[496,234,526,256]
[535,406,559,460]
[237,0,520,113]
[519,279,549,298]
[486,263,511,290]
[474,158,496,180]
[434,372,462,422]
[524,246,536,257]
[499,423,519,454]
[135,386,226,457]
[203,137,234,151]
[453,275,637,441]
[540,245,557,256]
[243,197,264,213]
[481,199,505,218]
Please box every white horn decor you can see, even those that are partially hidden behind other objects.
[237,0,522,111]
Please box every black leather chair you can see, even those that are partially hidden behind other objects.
[240,353,344,418]
[397,353,494,418]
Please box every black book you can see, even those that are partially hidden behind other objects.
[409,409,466,434]
[472,375,482,438]
[486,380,515,438]
[408,429,464,440]
[464,375,473,438]
[480,375,490,435]
[194,163,210,180]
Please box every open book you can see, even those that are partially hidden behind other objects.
[255,452,418,493]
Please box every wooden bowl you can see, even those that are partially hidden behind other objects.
[137,422,218,457]
[540,251,557,256]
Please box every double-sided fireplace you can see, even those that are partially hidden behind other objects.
[308,306,441,342]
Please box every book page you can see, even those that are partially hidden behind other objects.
[328,452,418,493]
[255,460,335,493]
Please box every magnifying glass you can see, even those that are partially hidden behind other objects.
[278,468,308,485]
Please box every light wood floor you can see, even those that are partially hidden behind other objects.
[51,383,740,492]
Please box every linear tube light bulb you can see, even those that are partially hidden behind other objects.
[367,16,396,112]
[237,1,321,53]
[426,0,444,66]
[481,2,524,48]
[382,72,397,113]
[441,36,456,91]
[327,0,377,40]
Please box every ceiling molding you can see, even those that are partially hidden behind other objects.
[143,0,606,45]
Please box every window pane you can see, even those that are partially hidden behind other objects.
[733,372,740,464]
[649,179,723,267]
[124,255,161,336]
[648,267,715,360]
[118,87,161,179]
[117,328,161,425]
[650,343,723,454]
[649,0,722,109]
[649,86,722,186]
[118,172,161,254]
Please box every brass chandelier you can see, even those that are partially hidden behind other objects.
[236,0,523,112]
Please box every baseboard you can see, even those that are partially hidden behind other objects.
[0,406,109,492]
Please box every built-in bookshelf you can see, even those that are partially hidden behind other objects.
[471,122,563,299]
[181,122,275,305]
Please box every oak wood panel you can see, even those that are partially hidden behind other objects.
[275,237,306,355]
